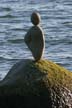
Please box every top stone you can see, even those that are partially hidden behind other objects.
[31,12,41,25]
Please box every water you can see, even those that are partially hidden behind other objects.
[0,0,72,80]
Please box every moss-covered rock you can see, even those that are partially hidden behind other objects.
[0,59,72,107]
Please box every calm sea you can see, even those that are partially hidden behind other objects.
[0,0,72,80]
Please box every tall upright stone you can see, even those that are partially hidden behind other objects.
[24,12,45,61]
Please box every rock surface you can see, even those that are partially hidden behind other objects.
[0,59,72,108]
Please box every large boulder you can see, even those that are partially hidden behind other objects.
[0,59,72,107]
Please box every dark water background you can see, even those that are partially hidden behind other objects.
[0,0,72,80]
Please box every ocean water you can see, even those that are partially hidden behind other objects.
[0,0,72,80]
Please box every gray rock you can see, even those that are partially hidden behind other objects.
[0,59,72,108]
[24,12,45,61]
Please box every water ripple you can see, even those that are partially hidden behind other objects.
[7,38,24,43]
[0,7,12,11]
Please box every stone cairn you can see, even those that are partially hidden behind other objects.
[24,12,45,61]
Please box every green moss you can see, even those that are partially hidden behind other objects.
[34,60,72,90]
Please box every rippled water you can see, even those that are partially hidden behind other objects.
[0,0,72,80]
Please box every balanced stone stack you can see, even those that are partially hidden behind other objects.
[0,12,72,108]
